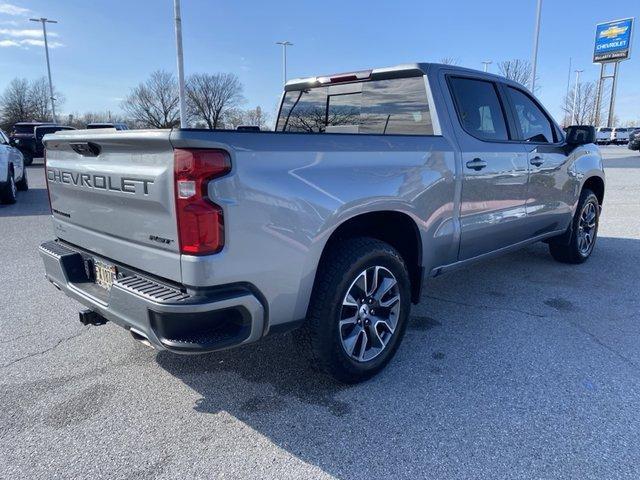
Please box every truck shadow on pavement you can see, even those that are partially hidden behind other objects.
[155,236,640,478]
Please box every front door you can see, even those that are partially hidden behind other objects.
[503,86,573,237]
[447,75,530,260]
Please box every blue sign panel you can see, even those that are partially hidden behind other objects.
[594,18,634,63]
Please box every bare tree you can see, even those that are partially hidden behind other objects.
[225,106,270,130]
[122,70,180,128]
[561,81,597,125]
[29,77,64,121]
[497,59,538,91]
[186,73,244,129]
[0,77,64,129]
[0,78,31,129]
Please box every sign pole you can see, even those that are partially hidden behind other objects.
[607,62,620,127]
[593,63,605,126]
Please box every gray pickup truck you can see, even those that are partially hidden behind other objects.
[40,63,604,382]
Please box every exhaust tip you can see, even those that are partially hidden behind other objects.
[130,329,154,349]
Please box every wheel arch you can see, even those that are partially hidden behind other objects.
[582,175,605,206]
[311,210,424,306]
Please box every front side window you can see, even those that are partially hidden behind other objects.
[448,77,509,141]
[276,76,434,135]
[507,87,555,143]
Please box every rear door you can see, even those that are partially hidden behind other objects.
[502,86,573,237]
[446,75,530,260]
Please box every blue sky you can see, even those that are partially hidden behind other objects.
[0,0,638,124]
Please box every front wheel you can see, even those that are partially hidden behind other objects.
[306,237,412,383]
[549,189,599,264]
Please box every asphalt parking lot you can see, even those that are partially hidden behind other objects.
[1,146,639,479]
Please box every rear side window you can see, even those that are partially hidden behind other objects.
[448,77,509,141]
[507,87,555,143]
[13,125,35,135]
[277,77,434,135]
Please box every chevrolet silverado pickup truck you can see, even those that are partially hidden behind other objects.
[40,63,604,383]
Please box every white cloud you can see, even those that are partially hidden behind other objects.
[19,38,63,47]
[0,19,19,26]
[0,38,19,47]
[0,3,30,16]
[0,38,63,48]
[0,28,59,38]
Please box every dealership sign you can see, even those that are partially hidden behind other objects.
[593,18,634,63]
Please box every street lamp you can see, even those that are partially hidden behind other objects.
[482,60,492,72]
[571,69,584,124]
[276,41,293,87]
[173,0,187,128]
[29,17,57,123]
[530,0,542,92]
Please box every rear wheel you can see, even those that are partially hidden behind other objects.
[549,188,599,264]
[0,169,17,204]
[306,237,412,383]
[16,167,28,191]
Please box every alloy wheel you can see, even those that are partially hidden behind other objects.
[577,201,597,256]
[338,266,401,362]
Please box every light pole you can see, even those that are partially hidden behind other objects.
[482,61,492,72]
[30,17,57,123]
[530,0,542,92]
[571,69,583,124]
[276,41,293,87]
[173,0,187,128]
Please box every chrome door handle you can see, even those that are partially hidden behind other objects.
[466,158,487,171]
[530,156,544,167]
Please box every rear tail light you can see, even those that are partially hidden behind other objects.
[174,148,231,255]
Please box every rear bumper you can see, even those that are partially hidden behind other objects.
[39,240,265,353]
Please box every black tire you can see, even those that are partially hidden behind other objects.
[0,168,17,204]
[16,167,28,191]
[549,188,599,264]
[306,237,412,383]
[22,152,33,166]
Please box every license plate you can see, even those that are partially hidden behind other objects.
[94,260,117,290]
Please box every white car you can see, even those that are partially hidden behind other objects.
[595,127,612,145]
[0,128,28,204]
[610,127,630,145]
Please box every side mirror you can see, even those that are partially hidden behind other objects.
[565,125,595,146]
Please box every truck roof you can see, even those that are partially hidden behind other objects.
[284,62,512,91]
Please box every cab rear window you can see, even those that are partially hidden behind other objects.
[277,77,434,135]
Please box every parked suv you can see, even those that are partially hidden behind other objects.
[0,129,28,203]
[86,122,129,130]
[9,121,54,165]
[595,127,612,145]
[610,127,630,145]
[40,63,604,382]
[628,129,640,151]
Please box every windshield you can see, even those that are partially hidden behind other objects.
[86,123,113,129]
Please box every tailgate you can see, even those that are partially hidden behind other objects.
[44,129,182,282]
